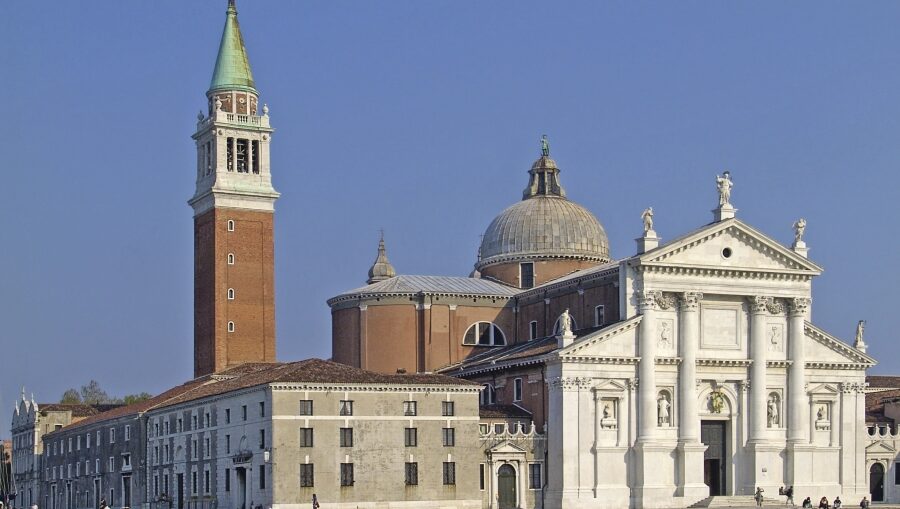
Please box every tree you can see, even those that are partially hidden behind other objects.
[80,380,111,404]
[60,389,82,404]
[122,393,152,405]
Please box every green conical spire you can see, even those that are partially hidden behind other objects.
[209,0,256,94]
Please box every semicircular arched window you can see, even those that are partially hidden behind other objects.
[463,322,506,346]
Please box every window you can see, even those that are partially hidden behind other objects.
[242,405,248,421]
[204,437,210,457]
[109,457,115,472]
[191,471,198,494]
[443,462,456,485]
[226,288,235,300]
[896,463,900,485]
[164,444,170,462]
[227,321,235,332]
[480,384,495,405]
[404,462,418,485]
[339,400,353,416]
[225,408,231,424]
[553,314,578,334]
[251,140,260,174]
[77,436,81,450]
[227,219,235,231]
[205,412,210,428]
[462,322,506,346]
[529,321,538,340]
[260,464,268,489]
[76,462,80,477]
[298,400,313,415]
[520,262,535,289]
[205,142,212,175]
[153,422,159,438]
[124,425,131,441]
[236,139,249,173]
[191,414,198,430]
[204,469,211,494]
[95,459,100,474]
[403,401,417,416]
[405,428,417,447]
[340,463,354,486]
[300,464,314,487]
[340,428,353,447]
[68,438,72,452]
[595,305,605,327]
[259,401,265,417]
[163,474,170,495]
[226,138,234,171]
[442,427,455,447]
[513,378,523,402]
[442,401,455,417]
[479,464,486,490]
[299,428,313,447]
[224,468,231,492]
[177,418,183,433]
[164,421,170,435]
[259,429,266,449]
[153,446,159,465]
[192,438,198,459]
[529,463,543,489]
[154,474,159,496]
[227,253,235,265]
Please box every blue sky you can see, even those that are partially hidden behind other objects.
[2,1,898,434]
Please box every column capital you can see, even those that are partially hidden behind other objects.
[679,292,704,311]
[748,295,771,314]
[638,290,676,311]
[788,297,811,317]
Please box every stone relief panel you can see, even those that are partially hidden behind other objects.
[657,318,675,354]
[767,323,784,353]
[701,306,741,350]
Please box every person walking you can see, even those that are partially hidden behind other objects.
[311,494,319,509]
[786,486,795,506]
[755,487,765,507]
[860,496,869,509]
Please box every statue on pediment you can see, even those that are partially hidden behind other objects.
[715,171,733,206]
[793,218,807,244]
[641,207,654,233]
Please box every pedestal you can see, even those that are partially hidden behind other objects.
[636,230,660,254]
[634,441,679,509]
[713,204,737,221]
[744,441,784,495]
[677,442,709,504]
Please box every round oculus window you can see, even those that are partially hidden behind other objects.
[722,247,733,258]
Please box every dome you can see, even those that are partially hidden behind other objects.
[477,195,610,268]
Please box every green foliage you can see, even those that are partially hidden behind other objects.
[59,381,151,405]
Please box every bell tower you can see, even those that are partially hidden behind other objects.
[190,0,279,377]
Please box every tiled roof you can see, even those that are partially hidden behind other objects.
[328,274,519,304]
[37,403,123,417]
[48,359,477,435]
[864,376,900,424]
[480,404,533,419]
[440,336,560,376]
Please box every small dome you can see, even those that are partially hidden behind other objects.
[477,196,610,267]
[367,235,396,284]
[476,143,610,270]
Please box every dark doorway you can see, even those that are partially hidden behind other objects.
[123,475,132,509]
[498,464,517,509]
[870,463,885,502]
[701,421,727,496]
[236,468,248,509]
[176,473,184,509]
[93,479,101,509]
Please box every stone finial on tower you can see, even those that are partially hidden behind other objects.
[713,171,737,221]
[855,320,867,353]
[367,231,397,284]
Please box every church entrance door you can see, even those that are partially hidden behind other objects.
[701,421,727,496]
[497,464,517,509]
[870,463,885,502]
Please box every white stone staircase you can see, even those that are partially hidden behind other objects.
[689,495,789,507]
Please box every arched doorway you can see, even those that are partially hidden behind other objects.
[498,464,517,509]
[870,463,885,502]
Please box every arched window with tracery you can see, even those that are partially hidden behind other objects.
[463,322,506,346]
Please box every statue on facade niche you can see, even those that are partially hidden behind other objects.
[603,404,611,419]
[767,396,779,427]
[214,96,222,111]
[710,391,725,414]
[715,171,733,206]
[769,325,782,351]
[793,218,807,244]
[817,406,827,422]
[641,207,654,233]
[560,309,572,336]
[657,394,670,426]
[540,134,550,157]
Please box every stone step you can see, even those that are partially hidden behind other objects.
[690,495,789,508]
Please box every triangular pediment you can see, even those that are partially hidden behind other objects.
[866,441,896,454]
[805,323,876,367]
[807,383,839,395]
[559,315,642,358]
[488,441,527,454]
[635,219,822,275]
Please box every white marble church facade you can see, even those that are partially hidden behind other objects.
[543,191,875,509]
